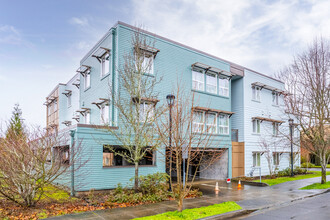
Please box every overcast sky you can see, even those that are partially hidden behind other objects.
[0,0,329,129]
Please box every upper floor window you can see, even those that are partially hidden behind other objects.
[192,69,204,91]
[252,86,261,101]
[219,114,229,134]
[206,73,217,94]
[100,103,109,124]
[141,52,154,74]
[206,113,217,133]
[273,122,279,136]
[193,111,205,133]
[252,119,261,134]
[101,53,110,77]
[139,102,154,122]
[67,94,72,107]
[272,92,279,105]
[219,77,229,97]
[84,111,91,124]
[84,70,91,89]
[54,100,58,112]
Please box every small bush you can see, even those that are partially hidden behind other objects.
[277,167,307,177]
[301,162,316,168]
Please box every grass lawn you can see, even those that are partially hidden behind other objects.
[255,171,330,186]
[300,181,330,190]
[134,202,241,220]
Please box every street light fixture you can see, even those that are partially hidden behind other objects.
[289,118,294,177]
[166,94,175,191]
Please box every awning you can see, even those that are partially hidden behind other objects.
[92,98,110,109]
[92,47,110,62]
[192,106,235,117]
[192,62,232,77]
[251,82,285,94]
[76,65,91,76]
[76,108,90,116]
[136,45,160,57]
[62,90,72,97]
[43,96,57,105]
[132,97,160,104]
[62,121,72,126]
[252,116,285,124]
[72,79,80,89]
[72,114,80,122]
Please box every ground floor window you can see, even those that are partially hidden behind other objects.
[253,152,261,167]
[53,145,69,164]
[103,145,155,167]
[273,152,280,166]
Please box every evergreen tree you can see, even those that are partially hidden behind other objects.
[6,103,25,139]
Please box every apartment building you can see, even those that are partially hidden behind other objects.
[45,21,300,192]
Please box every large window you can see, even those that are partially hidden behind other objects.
[192,69,204,91]
[103,145,154,167]
[84,71,91,89]
[272,92,279,105]
[252,86,261,101]
[101,53,110,77]
[139,102,154,122]
[67,94,72,107]
[252,119,261,134]
[193,111,205,133]
[100,103,109,124]
[206,73,217,94]
[219,114,229,134]
[219,77,229,97]
[53,146,70,165]
[206,113,217,133]
[253,152,261,167]
[273,152,280,166]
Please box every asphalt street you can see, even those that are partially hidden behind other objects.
[239,191,330,220]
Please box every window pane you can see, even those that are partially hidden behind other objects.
[206,74,217,94]
[219,78,229,96]
[192,70,204,91]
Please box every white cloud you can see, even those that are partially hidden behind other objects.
[69,17,89,27]
[0,25,25,45]
[130,0,330,75]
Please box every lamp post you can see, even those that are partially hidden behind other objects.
[289,118,294,177]
[166,94,175,191]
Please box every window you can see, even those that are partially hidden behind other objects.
[141,52,154,74]
[206,73,217,94]
[219,77,229,97]
[48,103,52,115]
[100,103,109,124]
[253,152,261,167]
[53,146,69,165]
[252,86,261,101]
[103,145,154,167]
[67,94,72,107]
[273,152,280,166]
[139,102,154,122]
[84,111,90,124]
[272,92,279,105]
[273,122,279,136]
[206,113,217,133]
[252,119,261,134]
[53,100,58,112]
[219,114,229,134]
[84,70,91,89]
[193,111,205,133]
[192,69,204,91]
[101,53,110,77]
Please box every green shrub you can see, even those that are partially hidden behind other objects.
[301,162,316,168]
[277,167,307,177]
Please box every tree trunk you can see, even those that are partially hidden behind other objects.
[134,162,139,192]
[321,167,326,184]
[178,194,183,212]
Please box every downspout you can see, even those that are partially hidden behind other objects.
[70,130,76,197]
[111,28,116,126]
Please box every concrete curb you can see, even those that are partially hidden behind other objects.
[200,209,256,220]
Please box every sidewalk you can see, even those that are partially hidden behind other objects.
[48,176,330,220]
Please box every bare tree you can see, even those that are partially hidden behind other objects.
[156,85,225,212]
[105,27,164,192]
[0,126,84,207]
[278,38,330,184]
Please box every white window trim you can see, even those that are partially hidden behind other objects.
[84,111,91,124]
[273,152,280,166]
[206,73,217,94]
[273,122,279,136]
[252,86,261,102]
[192,69,205,91]
[100,103,110,124]
[253,152,261,167]
[100,53,110,78]
[272,92,279,106]
[193,111,205,133]
[139,102,155,123]
[219,114,229,135]
[219,77,229,97]
[206,113,217,134]
[84,70,91,89]
[67,94,72,108]
[252,119,261,134]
